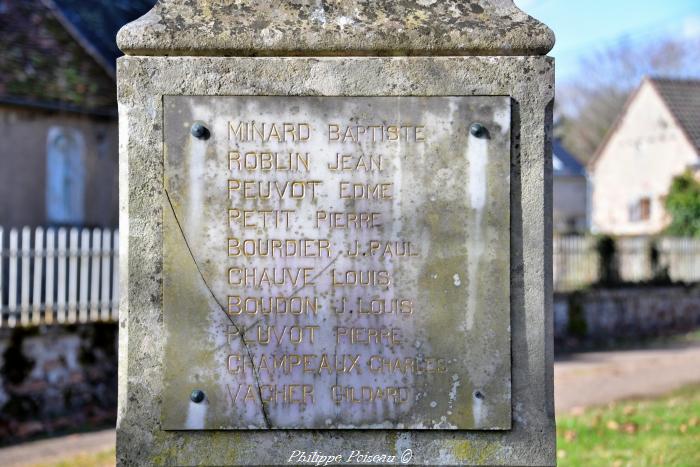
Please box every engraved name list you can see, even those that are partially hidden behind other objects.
[162,96,512,430]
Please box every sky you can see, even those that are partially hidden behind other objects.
[515,0,700,84]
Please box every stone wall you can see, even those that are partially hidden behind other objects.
[0,324,117,444]
[554,286,700,344]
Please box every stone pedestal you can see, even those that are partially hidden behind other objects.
[117,1,555,465]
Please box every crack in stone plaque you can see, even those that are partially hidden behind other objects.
[287,252,341,297]
[165,189,272,428]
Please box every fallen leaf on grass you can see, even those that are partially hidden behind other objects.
[607,420,620,431]
[564,430,577,442]
[622,422,638,434]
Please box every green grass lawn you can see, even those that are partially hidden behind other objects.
[557,385,700,466]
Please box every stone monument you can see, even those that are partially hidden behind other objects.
[117,1,555,464]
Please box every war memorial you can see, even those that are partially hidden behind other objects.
[116,1,555,464]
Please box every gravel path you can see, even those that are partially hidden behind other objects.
[555,343,700,414]
[0,429,114,467]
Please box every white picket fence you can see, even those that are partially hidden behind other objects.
[554,235,700,291]
[0,226,119,328]
[553,236,599,291]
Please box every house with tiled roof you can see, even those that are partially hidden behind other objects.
[0,0,154,228]
[589,77,700,235]
[553,139,588,233]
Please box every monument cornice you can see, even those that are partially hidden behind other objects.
[117,0,555,57]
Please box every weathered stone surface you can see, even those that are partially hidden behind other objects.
[160,96,512,430]
[117,56,554,465]
[117,0,555,57]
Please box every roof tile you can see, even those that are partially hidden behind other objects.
[652,78,700,152]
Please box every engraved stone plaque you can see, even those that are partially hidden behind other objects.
[161,96,511,430]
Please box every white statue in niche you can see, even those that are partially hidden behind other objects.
[46,126,86,225]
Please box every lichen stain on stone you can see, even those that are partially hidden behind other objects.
[150,430,244,465]
[449,439,500,464]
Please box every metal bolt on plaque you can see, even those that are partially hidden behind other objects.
[470,122,487,138]
[190,121,210,139]
[190,389,205,403]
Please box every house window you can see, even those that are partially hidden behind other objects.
[628,197,651,222]
[639,198,651,221]
[46,127,86,225]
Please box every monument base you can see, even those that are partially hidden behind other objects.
[117,55,554,465]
